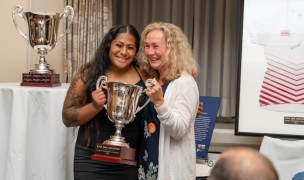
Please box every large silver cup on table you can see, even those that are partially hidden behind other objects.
[12,5,74,87]
[92,75,153,165]
[12,5,74,74]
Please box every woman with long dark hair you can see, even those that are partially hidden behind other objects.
[62,24,148,180]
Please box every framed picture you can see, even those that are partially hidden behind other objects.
[236,0,304,138]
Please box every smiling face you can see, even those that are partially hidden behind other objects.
[144,30,168,73]
[109,32,137,69]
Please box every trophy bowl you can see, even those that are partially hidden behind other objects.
[91,75,152,165]
[12,5,74,87]
[96,75,151,147]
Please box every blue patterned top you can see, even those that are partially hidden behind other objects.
[138,84,168,180]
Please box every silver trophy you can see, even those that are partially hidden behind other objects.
[12,5,74,74]
[96,75,153,147]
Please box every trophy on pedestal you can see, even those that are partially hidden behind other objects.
[91,75,153,166]
[12,5,74,87]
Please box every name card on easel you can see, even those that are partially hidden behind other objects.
[195,96,221,159]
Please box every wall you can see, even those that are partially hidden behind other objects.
[210,122,262,152]
[0,0,64,82]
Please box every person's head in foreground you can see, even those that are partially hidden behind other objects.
[208,147,279,180]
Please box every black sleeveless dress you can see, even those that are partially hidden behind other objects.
[74,79,147,180]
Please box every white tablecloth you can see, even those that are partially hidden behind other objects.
[0,83,75,180]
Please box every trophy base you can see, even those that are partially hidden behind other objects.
[91,143,137,166]
[21,73,61,87]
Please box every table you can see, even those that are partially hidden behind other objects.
[196,153,219,178]
[0,83,76,180]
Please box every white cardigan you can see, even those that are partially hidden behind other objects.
[156,73,199,180]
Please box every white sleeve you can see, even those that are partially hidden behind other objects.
[155,76,199,140]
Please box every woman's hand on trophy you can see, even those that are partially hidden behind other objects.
[146,79,164,108]
[91,88,107,111]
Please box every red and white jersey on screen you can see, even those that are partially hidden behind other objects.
[247,7,304,113]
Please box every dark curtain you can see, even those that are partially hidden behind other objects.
[112,0,242,118]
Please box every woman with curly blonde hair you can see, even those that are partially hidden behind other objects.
[138,22,199,180]
[139,22,198,84]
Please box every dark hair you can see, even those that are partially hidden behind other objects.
[84,24,140,98]
[80,24,140,145]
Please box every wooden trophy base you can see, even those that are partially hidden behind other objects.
[21,73,61,87]
[91,143,137,166]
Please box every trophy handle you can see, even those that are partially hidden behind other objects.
[58,5,74,38]
[96,75,108,89]
[96,75,108,110]
[135,96,150,114]
[145,78,155,88]
[134,78,154,114]
[12,5,29,42]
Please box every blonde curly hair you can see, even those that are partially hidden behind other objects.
[138,22,199,83]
